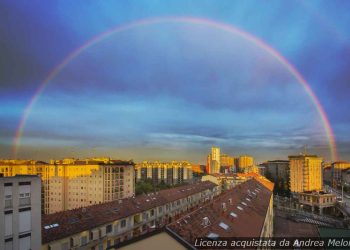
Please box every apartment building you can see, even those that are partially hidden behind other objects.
[123,177,274,249]
[331,161,350,186]
[0,158,135,214]
[135,161,192,185]
[41,181,219,250]
[265,160,289,182]
[298,191,336,215]
[0,160,47,177]
[206,147,220,174]
[289,155,323,193]
[220,154,235,173]
[0,175,41,250]
[237,155,254,172]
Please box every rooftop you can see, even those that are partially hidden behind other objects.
[267,160,289,163]
[166,178,273,245]
[288,154,320,159]
[0,174,41,179]
[42,181,217,244]
[0,159,48,165]
[52,158,134,166]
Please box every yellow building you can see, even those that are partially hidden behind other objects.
[237,155,254,172]
[135,161,192,185]
[191,164,204,174]
[0,158,135,214]
[289,155,323,193]
[331,161,350,186]
[206,146,220,174]
[220,154,235,173]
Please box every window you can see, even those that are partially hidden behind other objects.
[19,234,31,250]
[4,186,12,208]
[19,185,31,206]
[106,224,112,233]
[61,242,69,250]
[4,239,13,250]
[81,236,87,245]
[19,210,31,233]
[150,209,155,217]
[5,213,13,237]
[121,219,126,228]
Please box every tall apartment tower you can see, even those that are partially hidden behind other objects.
[237,155,254,172]
[289,154,323,193]
[0,175,41,250]
[210,147,220,174]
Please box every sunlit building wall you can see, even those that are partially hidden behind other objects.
[0,158,135,214]
[237,155,254,172]
[135,161,192,185]
[331,161,350,186]
[192,164,205,174]
[220,154,234,173]
[289,155,323,193]
[210,147,220,174]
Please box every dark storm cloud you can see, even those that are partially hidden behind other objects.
[1,0,350,162]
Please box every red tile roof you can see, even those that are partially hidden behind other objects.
[42,181,217,244]
[166,178,273,244]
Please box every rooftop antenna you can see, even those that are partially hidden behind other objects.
[304,145,308,156]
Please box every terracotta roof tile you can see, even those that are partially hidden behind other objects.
[167,178,273,244]
[42,181,217,244]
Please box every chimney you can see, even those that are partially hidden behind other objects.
[222,202,227,211]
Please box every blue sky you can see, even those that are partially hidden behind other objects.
[1,0,350,163]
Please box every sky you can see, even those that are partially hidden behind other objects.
[1,0,350,164]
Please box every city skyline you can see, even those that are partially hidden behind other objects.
[1,1,350,163]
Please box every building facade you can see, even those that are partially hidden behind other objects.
[331,161,350,187]
[265,160,289,182]
[0,175,41,250]
[220,154,235,173]
[237,155,254,172]
[0,158,135,214]
[298,191,336,215]
[289,155,323,193]
[206,147,221,174]
[135,161,192,185]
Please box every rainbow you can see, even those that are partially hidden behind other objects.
[12,16,338,161]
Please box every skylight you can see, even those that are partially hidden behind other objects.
[219,222,229,230]
[237,206,243,211]
[68,217,79,224]
[44,223,59,230]
[207,232,219,239]
[241,202,247,206]
[230,212,237,218]
[246,198,251,202]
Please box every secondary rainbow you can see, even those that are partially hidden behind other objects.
[12,16,339,161]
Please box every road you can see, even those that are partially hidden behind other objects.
[326,185,350,214]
